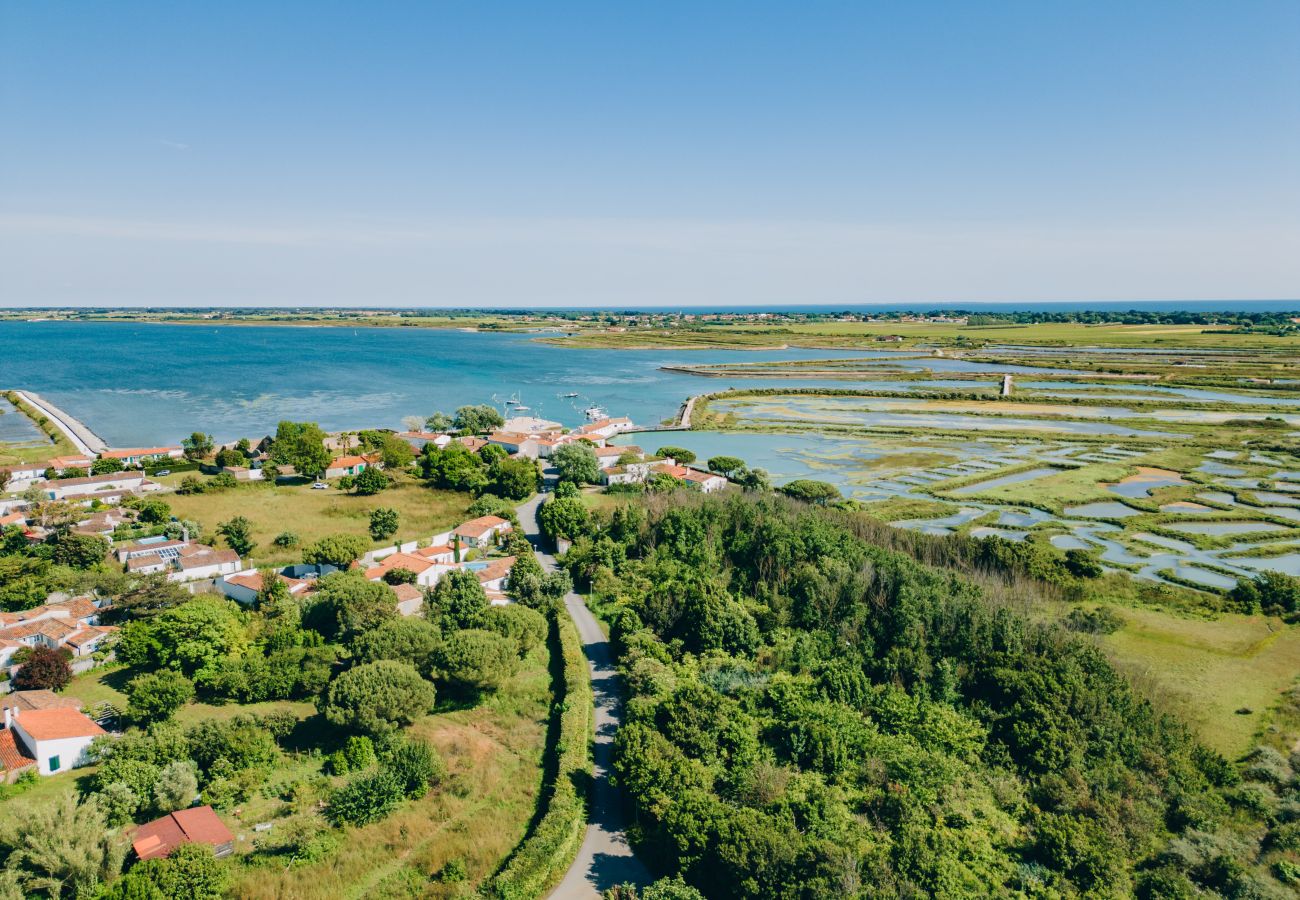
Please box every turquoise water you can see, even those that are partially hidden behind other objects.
[0,321,890,445]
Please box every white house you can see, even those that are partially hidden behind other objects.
[363,552,444,588]
[119,539,243,583]
[98,447,183,466]
[5,707,105,776]
[43,472,162,501]
[573,417,634,441]
[397,432,451,451]
[453,515,513,550]
[593,444,641,470]
[218,571,311,606]
[325,455,378,479]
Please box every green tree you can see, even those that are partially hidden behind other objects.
[126,670,195,724]
[538,496,590,543]
[369,507,399,541]
[324,769,405,826]
[134,497,172,524]
[483,604,548,656]
[311,570,397,641]
[214,446,244,468]
[453,404,504,435]
[385,738,446,798]
[4,793,126,899]
[52,532,110,569]
[493,456,540,500]
[132,843,226,900]
[111,573,190,620]
[151,760,199,814]
[552,442,601,485]
[706,455,745,478]
[425,411,454,432]
[182,432,214,461]
[217,515,256,556]
[302,533,369,569]
[425,569,488,630]
[656,446,697,464]
[380,434,415,469]
[777,479,841,505]
[116,597,248,675]
[91,456,126,475]
[431,629,518,694]
[351,617,442,670]
[421,442,488,493]
[353,466,389,495]
[269,420,332,479]
[322,660,436,735]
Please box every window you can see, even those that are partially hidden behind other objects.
[48,755,60,772]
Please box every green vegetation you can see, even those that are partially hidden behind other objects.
[560,492,1293,897]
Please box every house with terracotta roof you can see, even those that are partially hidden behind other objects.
[363,551,444,587]
[398,431,451,451]
[468,556,515,593]
[487,432,544,458]
[72,506,134,537]
[117,538,244,583]
[574,417,634,440]
[3,706,105,775]
[457,436,488,453]
[99,447,183,466]
[392,582,424,617]
[47,454,94,471]
[218,571,312,606]
[0,511,27,529]
[325,454,379,479]
[42,471,162,502]
[132,806,234,861]
[593,444,642,469]
[453,515,513,550]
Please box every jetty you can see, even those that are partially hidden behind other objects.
[626,394,698,434]
[14,390,107,455]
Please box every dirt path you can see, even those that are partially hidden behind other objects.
[516,493,651,898]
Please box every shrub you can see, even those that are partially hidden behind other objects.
[13,646,72,691]
[126,670,195,724]
[321,660,435,736]
[272,531,300,548]
[368,507,399,541]
[325,769,405,827]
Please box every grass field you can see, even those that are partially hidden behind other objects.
[163,475,474,566]
[1093,606,1300,756]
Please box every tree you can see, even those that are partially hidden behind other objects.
[272,530,300,548]
[182,432,214,461]
[13,646,72,691]
[425,569,488,630]
[302,533,369,569]
[385,738,446,798]
[151,760,199,814]
[353,466,389,495]
[269,420,332,479]
[777,479,841,505]
[552,442,601,485]
[4,793,126,899]
[116,597,248,675]
[311,570,397,641]
[351,617,442,670]
[214,447,244,468]
[130,843,225,900]
[91,456,125,475]
[369,507,399,541]
[706,455,745,478]
[322,660,435,735]
[380,434,415,469]
[553,480,579,500]
[656,446,697,464]
[538,496,589,543]
[134,497,171,524]
[421,442,488,493]
[383,567,417,585]
[1230,569,1300,614]
[425,411,454,432]
[483,604,548,656]
[453,405,504,435]
[217,516,256,556]
[401,415,426,433]
[734,466,771,492]
[111,573,190,620]
[493,456,540,500]
[431,629,518,694]
[52,532,110,569]
[126,670,195,724]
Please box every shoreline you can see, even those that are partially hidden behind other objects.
[13,390,107,454]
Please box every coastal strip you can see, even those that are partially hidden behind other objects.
[13,390,107,455]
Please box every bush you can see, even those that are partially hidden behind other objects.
[126,670,195,724]
[385,738,445,798]
[1064,605,1124,635]
[368,506,399,541]
[302,533,369,569]
[272,531,300,548]
[13,646,72,691]
[325,769,405,826]
[353,466,389,495]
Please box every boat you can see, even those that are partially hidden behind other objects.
[562,392,579,398]
[584,405,607,420]
[514,405,531,412]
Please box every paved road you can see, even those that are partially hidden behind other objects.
[516,494,652,899]
[14,390,107,454]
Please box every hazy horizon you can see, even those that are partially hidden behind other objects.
[3,2,1297,307]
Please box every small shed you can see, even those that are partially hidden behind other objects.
[132,806,235,861]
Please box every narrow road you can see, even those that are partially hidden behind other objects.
[13,390,107,454]
[516,493,651,898]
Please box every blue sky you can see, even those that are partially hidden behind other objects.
[2,1,1297,307]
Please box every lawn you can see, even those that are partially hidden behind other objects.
[163,475,474,566]
[1092,606,1300,757]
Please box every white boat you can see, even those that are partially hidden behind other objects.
[584,405,607,420]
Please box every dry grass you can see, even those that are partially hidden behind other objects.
[1095,607,1300,757]
[162,475,473,566]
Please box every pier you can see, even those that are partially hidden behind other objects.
[14,390,107,455]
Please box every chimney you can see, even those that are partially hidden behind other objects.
[3,707,10,729]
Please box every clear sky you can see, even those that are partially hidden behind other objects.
[2,1,1297,307]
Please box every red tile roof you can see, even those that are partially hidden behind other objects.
[454,515,510,538]
[0,729,35,772]
[1,690,81,715]
[132,806,234,861]
[100,447,179,460]
[12,707,105,741]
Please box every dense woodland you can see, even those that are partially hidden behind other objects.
[551,493,1299,898]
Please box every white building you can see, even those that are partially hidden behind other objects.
[4,707,105,776]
